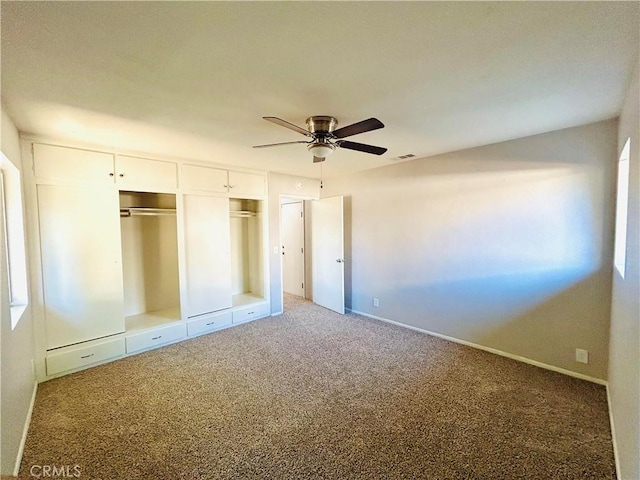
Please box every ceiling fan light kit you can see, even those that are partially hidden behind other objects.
[307,141,335,159]
[254,115,387,163]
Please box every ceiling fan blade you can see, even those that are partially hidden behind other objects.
[263,117,311,136]
[313,156,325,163]
[253,140,309,149]
[337,140,387,156]
[332,118,384,139]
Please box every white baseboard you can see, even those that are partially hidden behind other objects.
[271,310,284,317]
[14,380,38,476]
[606,385,621,478]
[349,309,607,386]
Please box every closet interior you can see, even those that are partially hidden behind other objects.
[230,198,265,307]
[119,191,181,332]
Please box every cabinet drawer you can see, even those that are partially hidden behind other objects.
[187,311,232,337]
[126,323,186,354]
[232,302,270,324]
[46,338,125,376]
[182,165,229,193]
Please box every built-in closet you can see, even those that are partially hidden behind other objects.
[181,166,268,336]
[26,142,270,380]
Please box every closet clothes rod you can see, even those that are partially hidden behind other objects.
[120,207,177,217]
[230,210,257,218]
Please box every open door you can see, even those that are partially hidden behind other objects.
[311,196,345,314]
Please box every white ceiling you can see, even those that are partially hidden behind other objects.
[2,1,638,179]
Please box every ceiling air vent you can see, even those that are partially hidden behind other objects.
[391,154,416,161]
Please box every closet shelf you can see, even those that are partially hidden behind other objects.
[230,210,257,218]
[120,207,177,217]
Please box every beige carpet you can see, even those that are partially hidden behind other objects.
[19,295,615,479]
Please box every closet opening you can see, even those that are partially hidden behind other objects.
[230,198,265,307]
[119,191,181,331]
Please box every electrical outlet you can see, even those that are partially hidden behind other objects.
[576,348,589,364]
[373,297,379,307]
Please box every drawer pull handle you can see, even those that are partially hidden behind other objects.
[206,322,215,326]
[80,353,95,359]
[247,311,254,315]
[151,335,162,340]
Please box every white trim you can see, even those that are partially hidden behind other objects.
[606,385,621,478]
[349,309,607,386]
[14,380,38,476]
[271,310,284,317]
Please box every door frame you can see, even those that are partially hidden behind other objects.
[281,200,305,298]
[278,194,315,312]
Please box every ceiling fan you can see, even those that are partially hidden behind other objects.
[253,116,387,163]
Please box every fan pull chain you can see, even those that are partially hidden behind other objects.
[320,162,323,189]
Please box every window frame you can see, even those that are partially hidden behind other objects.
[1,151,29,329]
[613,137,631,279]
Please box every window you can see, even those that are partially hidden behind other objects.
[1,151,28,329]
[614,138,631,278]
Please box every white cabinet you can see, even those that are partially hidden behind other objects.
[116,155,178,192]
[229,171,265,196]
[32,144,178,191]
[37,184,126,349]
[181,164,265,196]
[182,165,229,193]
[33,144,114,184]
[183,195,233,317]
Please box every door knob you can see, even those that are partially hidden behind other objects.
[336,259,344,263]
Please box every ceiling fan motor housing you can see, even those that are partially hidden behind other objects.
[306,116,338,135]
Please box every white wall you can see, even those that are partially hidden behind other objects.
[323,119,617,381]
[1,105,37,475]
[267,172,320,314]
[608,61,639,480]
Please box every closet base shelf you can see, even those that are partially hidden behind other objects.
[125,307,182,332]
[232,293,266,307]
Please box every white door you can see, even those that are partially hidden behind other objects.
[282,202,305,297]
[312,196,345,314]
[37,185,125,349]
[183,195,232,317]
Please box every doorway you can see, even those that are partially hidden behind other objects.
[281,200,305,298]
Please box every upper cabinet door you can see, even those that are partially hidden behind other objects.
[228,171,265,196]
[182,165,229,193]
[33,144,115,184]
[116,155,178,192]
[37,184,125,349]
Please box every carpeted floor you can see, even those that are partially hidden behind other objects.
[19,295,615,479]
